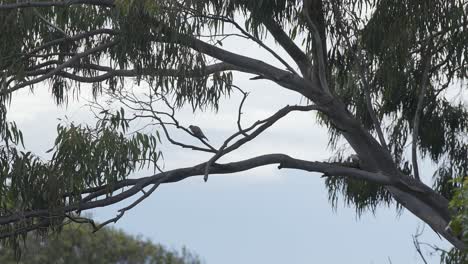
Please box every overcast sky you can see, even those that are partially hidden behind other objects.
[6,29,455,264]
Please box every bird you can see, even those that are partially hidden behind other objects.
[189,125,208,141]
[349,154,359,164]
[346,154,361,169]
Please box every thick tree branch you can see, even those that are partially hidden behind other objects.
[93,182,160,231]
[0,153,392,228]
[233,85,249,137]
[154,29,320,96]
[146,95,218,152]
[387,185,464,250]
[32,8,69,37]
[20,62,240,84]
[0,41,117,97]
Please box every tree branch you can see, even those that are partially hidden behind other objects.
[329,3,389,153]
[93,182,160,232]
[203,104,322,181]
[25,28,116,56]
[412,54,432,181]
[359,62,389,152]
[260,15,313,78]
[302,0,330,94]
[32,8,69,38]
[0,41,117,97]
[182,7,299,76]
[20,62,240,84]
[153,28,319,96]
[0,153,392,228]
[111,89,217,153]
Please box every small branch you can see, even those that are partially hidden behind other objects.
[359,62,389,152]
[0,41,117,97]
[149,94,218,152]
[108,89,217,153]
[329,4,389,153]
[178,5,299,75]
[413,226,429,264]
[64,214,98,230]
[26,28,116,56]
[94,183,160,232]
[19,62,239,85]
[233,85,249,136]
[412,54,432,181]
[259,12,313,78]
[32,8,70,38]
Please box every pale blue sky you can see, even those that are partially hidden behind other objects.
[6,30,456,264]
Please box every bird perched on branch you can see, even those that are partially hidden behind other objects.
[346,154,361,169]
[189,125,208,141]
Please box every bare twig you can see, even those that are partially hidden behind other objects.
[233,85,249,137]
[64,214,98,230]
[0,154,392,228]
[0,41,117,97]
[203,104,322,181]
[32,8,70,38]
[16,62,240,86]
[413,226,429,264]
[149,93,218,152]
[105,88,217,153]
[94,182,160,232]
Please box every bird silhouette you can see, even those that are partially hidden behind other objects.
[189,125,208,141]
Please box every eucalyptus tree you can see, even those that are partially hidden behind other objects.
[0,0,467,258]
